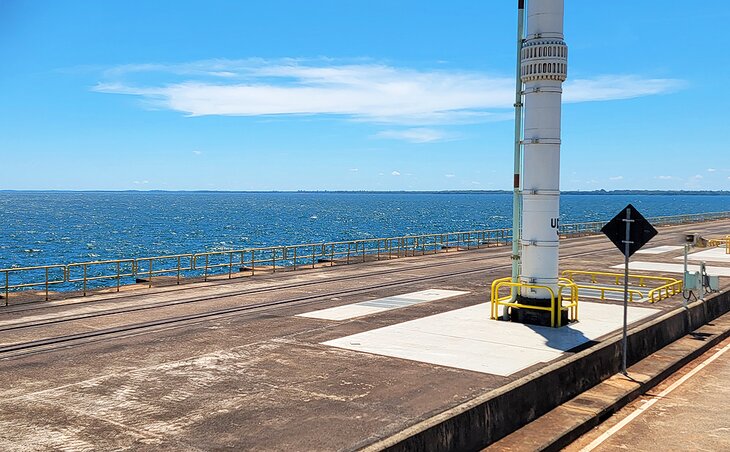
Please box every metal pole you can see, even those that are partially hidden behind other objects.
[621,207,633,375]
[683,243,689,305]
[511,0,525,289]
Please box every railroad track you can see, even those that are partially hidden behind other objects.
[0,228,691,358]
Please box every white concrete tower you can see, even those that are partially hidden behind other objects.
[518,0,567,312]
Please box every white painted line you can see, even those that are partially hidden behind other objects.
[323,302,658,376]
[635,245,683,255]
[296,289,468,321]
[610,261,730,277]
[674,247,730,264]
[579,341,730,452]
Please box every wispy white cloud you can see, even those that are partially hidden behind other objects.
[707,168,716,172]
[349,168,359,172]
[444,174,456,178]
[94,59,683,125]
[655,175,673,180]
[563,75,683,103]
[375,128,451,143]
[391,170,401,176]
[609,175,624,181]
[192,150,203,155]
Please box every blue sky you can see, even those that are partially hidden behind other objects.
[1,0,728,191]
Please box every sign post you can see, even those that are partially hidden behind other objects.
[601,204,657,375]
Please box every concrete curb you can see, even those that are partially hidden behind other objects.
[361,289,730,452]
[489,308,730,451]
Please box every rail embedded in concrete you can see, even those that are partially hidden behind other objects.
[2,210,729,304]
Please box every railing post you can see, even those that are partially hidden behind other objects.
[229,253,233,279]
[251,250,255,276]
[83,264,88,296]
[312,245,315,269]
[377,240,381,260]
[149,258,153,288]
[293,247,298,270]
[204,254,209,281]
[177,256,182,285]
[347,242,351,264]
[330,244,334,266]
[45,267,49,301]
[361,241,365,262]
[4,271,8,306]
[272,249,276,273]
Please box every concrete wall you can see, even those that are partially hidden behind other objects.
[371,290,730,452]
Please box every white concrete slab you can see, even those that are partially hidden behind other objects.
[577,286,648,303]
[635,245,683,255]
[297,289,468,321]
[611,261,730,277]
[675,247,730,264]
[323,302,659,376]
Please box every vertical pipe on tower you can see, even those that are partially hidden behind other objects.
[510,0,525,289]
[516,0,568,322]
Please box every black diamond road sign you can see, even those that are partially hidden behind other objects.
[601,203,657,258]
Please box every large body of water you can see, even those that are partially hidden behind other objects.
[1,191,729,269]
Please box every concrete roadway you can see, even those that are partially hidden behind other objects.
[566,336,730,452]
[0,219,729,450]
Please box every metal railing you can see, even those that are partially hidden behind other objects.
[490,276,579,327]
[707,236,730,254]
[2,264,66,302]
[561,270,683,303]
[1,210,728,305]
[67,259,136,296]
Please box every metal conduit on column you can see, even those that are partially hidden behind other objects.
[514,0,568,325]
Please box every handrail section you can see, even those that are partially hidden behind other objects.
[561,270,683,303]
[490,276,578,328]
[2,210,727,305]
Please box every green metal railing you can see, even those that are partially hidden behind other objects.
[2,210,729,305]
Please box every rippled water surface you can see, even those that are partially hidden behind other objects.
[1,191,729,268]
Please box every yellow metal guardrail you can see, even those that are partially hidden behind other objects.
[0,228,513,305]
[490,277,578,328]
[2,210,728,306]
[707,236,730,254]
[135,254,195,287]
[1,264,66,302]
[561,270,683,303]
[67,259,136,296]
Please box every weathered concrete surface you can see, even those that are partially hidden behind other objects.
[563,336,730,452]
[0,219,728,451]
[488,308,730,451]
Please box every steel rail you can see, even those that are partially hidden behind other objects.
[0,242,645,357]
[0,230,631,330]
[0,251,513,332]
[3,211,727,304]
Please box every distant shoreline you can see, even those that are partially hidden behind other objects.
[1,189,730,195]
